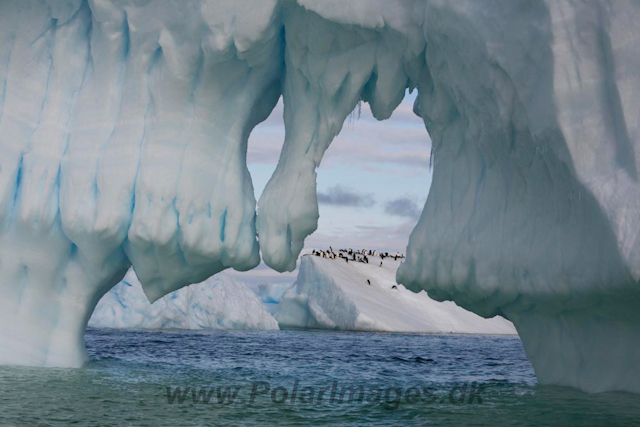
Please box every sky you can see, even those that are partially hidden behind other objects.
[228,90,433,286]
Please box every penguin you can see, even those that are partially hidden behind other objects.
[391,285,397,290]
[380,261,383,267]
[367,279,371,285]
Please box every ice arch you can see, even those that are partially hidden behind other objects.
[1,0,640,394]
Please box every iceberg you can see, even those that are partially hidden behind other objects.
[276,255,515,334]
[0,0,639,393]
[89,270,278,331]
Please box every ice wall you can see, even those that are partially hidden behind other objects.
[0,0,639,393]
[395,0,640,393]
[0,0,283,367]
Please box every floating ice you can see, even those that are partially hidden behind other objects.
[276,255,515,334]
[0,0,639,394]
[89,270,278,331]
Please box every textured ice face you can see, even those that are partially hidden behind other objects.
[395,0,640,393]
[1,0,640,393]
[0,0,285,366]
[89,270,278,330]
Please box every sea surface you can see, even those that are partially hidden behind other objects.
[0,329,639,426]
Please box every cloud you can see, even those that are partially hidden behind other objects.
[317,185,375,207]
[384,197,422,219]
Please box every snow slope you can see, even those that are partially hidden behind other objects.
[89,270,278,331]
[277,255,515,334]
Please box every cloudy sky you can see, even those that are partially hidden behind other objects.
[229,90,433,286]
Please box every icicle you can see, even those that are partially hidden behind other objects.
[347,101,362,128]
[429,145,434,171]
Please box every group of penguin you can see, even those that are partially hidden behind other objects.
[310,247,405,291]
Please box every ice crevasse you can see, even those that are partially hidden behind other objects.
[1,0,640,393]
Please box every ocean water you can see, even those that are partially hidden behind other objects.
[0,329,638,426]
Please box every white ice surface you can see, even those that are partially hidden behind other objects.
[276,255,515,335]
[89,270,278,331]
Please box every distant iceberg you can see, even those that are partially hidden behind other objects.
[89,271,279,331]
[276,255,516,335]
